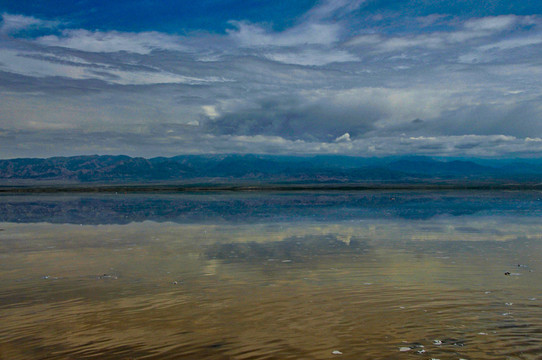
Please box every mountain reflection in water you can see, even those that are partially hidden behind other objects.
[1,191,542,359]
[1,190,541,225]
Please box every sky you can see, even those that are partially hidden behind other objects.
[1,0,542,158]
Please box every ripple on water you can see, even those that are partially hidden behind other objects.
[2,212,542,359]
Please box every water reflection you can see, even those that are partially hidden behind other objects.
[1,190,542,224]
[205,234,369,263]
[0,192,542,359]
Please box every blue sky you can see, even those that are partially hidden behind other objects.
[1,0,542,158]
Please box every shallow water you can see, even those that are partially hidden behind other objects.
[1,191,542,359]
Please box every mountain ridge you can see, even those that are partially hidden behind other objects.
[1,154,541,185]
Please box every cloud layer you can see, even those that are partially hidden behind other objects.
[1,2,542,158]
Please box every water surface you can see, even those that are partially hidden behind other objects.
[1,191,541,359]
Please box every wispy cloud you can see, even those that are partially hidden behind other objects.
[303,0,366,22]
[463,15,531,31]
[264,48,357,65]
[0,49,226,85]
[348,15,538,52]
[0,13,59,34]
[227,21,343,47]
[35,29,187,54]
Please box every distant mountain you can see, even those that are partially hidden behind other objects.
[387,159,498,177]
[0,154,541,185]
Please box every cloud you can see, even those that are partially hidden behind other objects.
[463,15,529,32]
[227,21,343,47]
[303,0,366,21]
[415,14,449,27]
[425,99,542,138]
[478,33,542,51]
[264,48,358,65]
[0,48,227,85]
[0,87,211,133]
[226,0,368,49]
[335,133,351,142]
[202,105,219,119]
[348,15,539,52]
[0,13,58,34]
[202,86,461,143]
[203,93,378,142]
[35,29,187,54]
[2,127,542,159]
[223,3,360,67]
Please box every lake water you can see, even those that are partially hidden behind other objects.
[1,191,542,359]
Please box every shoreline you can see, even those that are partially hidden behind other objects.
[1,182,542,193]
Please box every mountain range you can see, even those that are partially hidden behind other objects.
[1,154,542,186]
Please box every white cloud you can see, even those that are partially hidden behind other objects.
[0,49,88,79]
[36,29,187,54]
[348,15,539,53]
[345,34,382,46]
[463,15,527,32]
[264,48,357,65]
[479,34,542,51]
[415,14,449,27]
[223,1,361,69]
[202,105,219,119]
[0,49,223,85]
[227,21,342,47]
[378,34,445,51]
[107,69,222,86]
[335,133,351,142]
[304,0,366,21]
[226,0,366,49]
[1,13,58,34]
